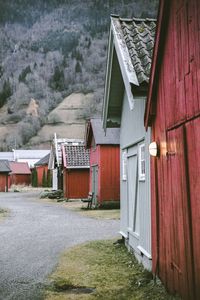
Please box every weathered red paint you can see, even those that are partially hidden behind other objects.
[10,174,31,186]
[0,173,9,192]
[63,168,89,199]
[36,165,48,187]
[89,144,120,205]
[145,0,200,298]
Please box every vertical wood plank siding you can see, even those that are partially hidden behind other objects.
[36,165,48,187]
[89,144,120,205]
[0,174,9,192]
[10,174,31,186]
[99,145,120,203]
[63,169,89,199]
[150,0,200,298]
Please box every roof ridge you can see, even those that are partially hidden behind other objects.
[111,14,156,23]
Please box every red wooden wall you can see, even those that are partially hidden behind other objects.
[0,174,9,192]
[63,168,89,199]
[10,174,31,186]
[36,165,48,187]
[89,145,120,205]
[149,0,200,299]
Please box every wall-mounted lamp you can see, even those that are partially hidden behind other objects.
[149,142,158,157]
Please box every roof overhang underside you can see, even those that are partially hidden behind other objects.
[103,20,143,130]
[106,46,124,128]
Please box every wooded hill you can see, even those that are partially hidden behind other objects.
[0,0,158,150]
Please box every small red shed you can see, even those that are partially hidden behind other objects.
[62,143,90,199]
[0,160,11,192]
[9,161,31,186]
[34,153,50,187]
[145,0,200,299]
[85,119,120,207]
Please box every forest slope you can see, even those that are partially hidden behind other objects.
[0,0,158,149]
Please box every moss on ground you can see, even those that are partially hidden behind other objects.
[45,240,179,300]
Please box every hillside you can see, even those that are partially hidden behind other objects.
[28,93,93,148]
[0,0,158,150]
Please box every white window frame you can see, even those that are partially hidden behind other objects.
[122,150,127,181]
[138,143,145,181]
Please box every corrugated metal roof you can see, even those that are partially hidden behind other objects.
[35,153,50,166]
[9,162,31,174]
[111,16,156,84]
[90,119,120,145]
[63,144,90,168]
[0,160,11,173]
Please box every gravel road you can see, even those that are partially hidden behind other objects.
[0,192,119,300]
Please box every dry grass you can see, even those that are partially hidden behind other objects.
[44,240,179,300]
[9,185,50,193]
[38,195,120,220]
[62,200,120,220]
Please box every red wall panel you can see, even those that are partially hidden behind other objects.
[99,145,120,203]
[186,118,200,299]
[36,165,48,187]
[89,145,120,205]
[10,174,31,186]
[63,169,89,199]
[150,0,200,298]
[0,174,9,192]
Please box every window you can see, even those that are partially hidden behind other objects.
[138,144,145,181]
[122,150,127,181]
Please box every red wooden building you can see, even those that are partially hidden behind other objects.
[34,153,50,187]
[85,119,120,207]
[62,143,90,199]
[145,0,200,299]
[9,162,31,186]
[0,160,11,192]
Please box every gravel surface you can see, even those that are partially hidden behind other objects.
[0,192,119,300]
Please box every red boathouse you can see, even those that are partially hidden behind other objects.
[85,119,120,207]
[145,0,200,299]
[34,153,50,187]
[0,160,11,192]
[9,161,31,186]
[62,143,90,199]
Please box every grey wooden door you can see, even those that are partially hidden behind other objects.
[92,165,98,206]
[127,147,139,236]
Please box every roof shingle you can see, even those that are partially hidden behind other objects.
[111,16,156,84]
[63,144,90,168]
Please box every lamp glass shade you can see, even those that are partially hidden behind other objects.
[149,142,158,156]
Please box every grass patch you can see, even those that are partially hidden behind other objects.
[39,197,120,220]
[45,240,179,300]
[62,201,120,220]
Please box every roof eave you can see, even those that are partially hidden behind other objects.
[102,25,115,131]
[66,166,90,169]
[144,0,169,129]
[111,17,139,111]
[62,145,67,168]
[85,120,93,149]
